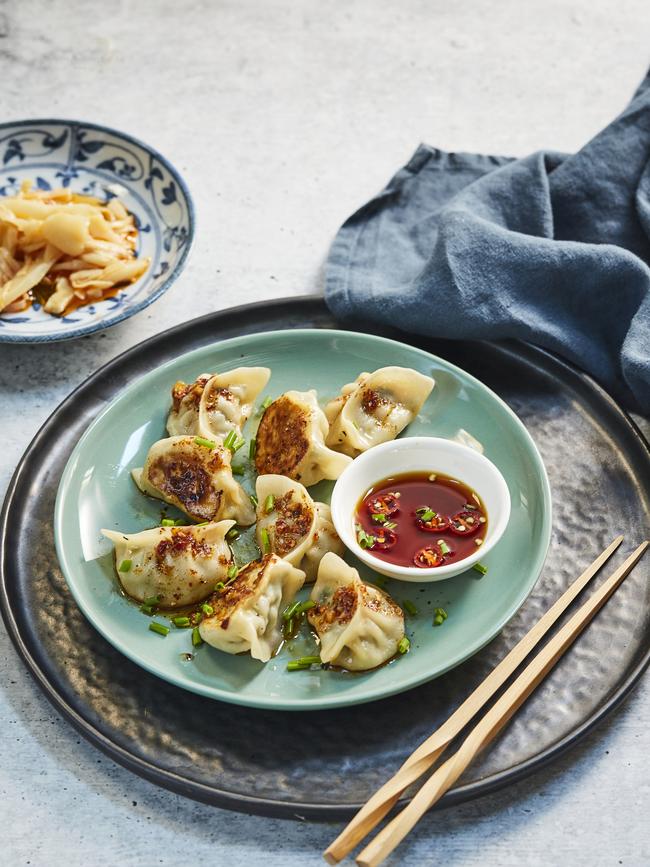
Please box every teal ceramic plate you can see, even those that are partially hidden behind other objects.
[54,329,552,710]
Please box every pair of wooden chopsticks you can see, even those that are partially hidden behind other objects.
[324,536,648,866]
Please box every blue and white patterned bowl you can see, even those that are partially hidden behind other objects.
[0,119,194,342]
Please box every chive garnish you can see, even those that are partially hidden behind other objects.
[191,627,203,646]
[371,513,387,523]
[294,600,316,616]
[283,601,301,622]
[250,494,258,508]
[249,437,256,460]
[118,559,132,572]
[225,527,239,542]
[232,436,245,453]
[264,494,275,514]
[214,581,225,592]
[397,636,410,654]
[260,396,273,411]
[201,603,214,616]
[223,430,237,450]
[287,656,321,671]
[261,527,271,553]
[194,436,216,449]
[472,562,488,575]
[403,599,418,616]
[144,595,161,606]
[140,604,154,615]
[284,617,294,638]
[231,465,245,476]
[149,622,169,637]
[173,616,191,628]
[433,614,444,626]
[161,518,176,527]
[438,540,451,555]
[227,563,238,579]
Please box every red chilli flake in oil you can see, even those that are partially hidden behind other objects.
[355,471,487,568]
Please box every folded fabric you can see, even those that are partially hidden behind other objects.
[325,69,650,412]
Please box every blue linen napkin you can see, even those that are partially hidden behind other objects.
[325,70,650,411]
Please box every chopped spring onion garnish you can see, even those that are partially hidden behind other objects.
[433,607,448,626]
[140,604,154,615]
[231,436,246,453]
[195,521,209,526]
[356,523,377,549]
[231,465,245,476]
[284,617,295,638]
[287,661,311,671]
[402,599,418,616]
[416,508,436,522]
[249,437,256,460]
[194,436,216,449]
[118,559,132,572]
[472,562,488,575]
[161,518,176,526]
[225,527,239,542]
[397,636,410,654]
[191,627,203,647]
[264,494,275,514]
[438,540,451,555]
[284,599,315,622]
[227,563,238,579]
[260,396,273,411]
[294,600,316,616]
[250,494,258,508]
[149,622,169,637]
[214,581,225,592]
[223,430,237,450]
[144,595,161,606]
[201,603,214,616]
[261,528,272,553]
[384,521,397,530]
[371,513,387,523]
[172,616,191,628]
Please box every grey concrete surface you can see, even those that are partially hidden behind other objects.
[1,1,649,865]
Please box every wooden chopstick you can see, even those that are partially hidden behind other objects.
[355,541,648,867]
[323,535,624,864]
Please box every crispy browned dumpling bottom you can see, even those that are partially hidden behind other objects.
[255,396,310,479]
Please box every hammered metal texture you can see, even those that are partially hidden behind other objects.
[2,298,649,819]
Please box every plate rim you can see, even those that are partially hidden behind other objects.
[0,116,195,344]
[2,295,649,819]
[53,325,553,710]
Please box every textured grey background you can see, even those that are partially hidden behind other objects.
[1,1,649,865]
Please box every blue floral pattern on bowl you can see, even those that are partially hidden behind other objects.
[0,119,194,342]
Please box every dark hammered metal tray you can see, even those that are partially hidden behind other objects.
[2,296,649,820]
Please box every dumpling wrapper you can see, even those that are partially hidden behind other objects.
[102,520,235,608]
[324,366,434,457]
[254,389,352,486]
[308,552,404,671]
[255,474,344,581]
[199,554,305,662]
[167,366,270,442]
[132,435,255,525]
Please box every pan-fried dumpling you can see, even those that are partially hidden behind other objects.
[254,389,352,486]
[254,474,344,581]
[199,554,305,662]
[132,435,256,525]
[324,367,434,457]
[308,553,404,671]
[101,520,235,608]
[301,502,344,582]
[167,366,270,441]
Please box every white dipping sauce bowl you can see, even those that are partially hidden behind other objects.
[330,436,511,582]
